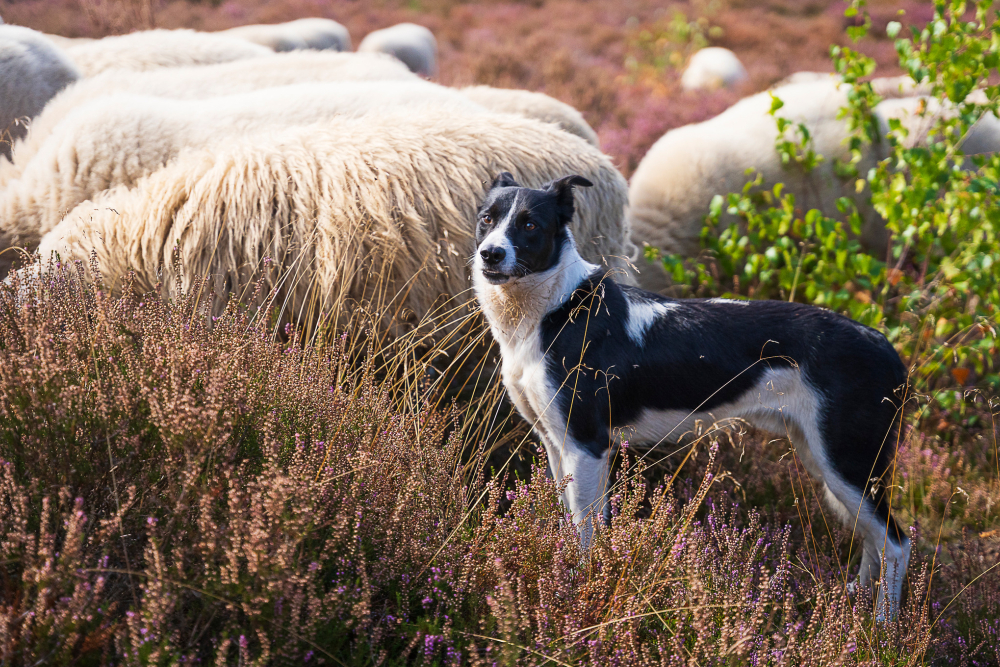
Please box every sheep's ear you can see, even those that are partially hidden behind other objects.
[545,175,593,224]
[490,171,519,190]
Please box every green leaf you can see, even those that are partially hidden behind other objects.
[769,93,785,115]
[709,194,724,219]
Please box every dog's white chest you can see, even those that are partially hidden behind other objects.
[472,245,598,435]
[496,328,553,425]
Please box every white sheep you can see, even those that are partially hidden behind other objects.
[680,47,748,91]
[628,79,880,290]
[459,86,599,147]
[0,81,494,276]
[358,23,437,78]
[628,79,1000,291]
[64,28,272,76]
[778,71,932,98]
[220,18,351,52]
[0,25,80,160]
[32,112,632,333]
[1,50,416,186]
[3,69,597,188]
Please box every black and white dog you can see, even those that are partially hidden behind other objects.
[472,172,911,616]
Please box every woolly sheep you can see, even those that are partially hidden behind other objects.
[33,112,632,334]
[0,25,80,160]
[680,47,748,91]
[64,29,272,76]
[1,51,416,186]
[778,71,932,99]
[459,86,599,146]
[0,81,489,276]
[6,81,595,189]
[220,18,351,52]
[358,23,437,77]
[628,79,879,291]
[628,80,1000,292]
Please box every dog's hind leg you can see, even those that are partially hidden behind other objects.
[816,444,909,619]
[862,494,910,619]
[817,470,909,618]
[797,391,909,619]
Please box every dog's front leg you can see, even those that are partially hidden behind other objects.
[555,442,611,549]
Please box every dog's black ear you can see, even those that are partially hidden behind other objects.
[545,174,594,224]
[490,171,520,190]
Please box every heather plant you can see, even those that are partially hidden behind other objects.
[1,257,986,665]
[79,0,155,34]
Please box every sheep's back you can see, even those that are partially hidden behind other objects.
[65,29,272,76]
[460,86,599,147]
[2,51,418,186]
[41,111,631,334]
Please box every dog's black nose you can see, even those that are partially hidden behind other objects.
[480,246,506,265]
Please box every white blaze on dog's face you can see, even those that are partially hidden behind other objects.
[474,171,593,285]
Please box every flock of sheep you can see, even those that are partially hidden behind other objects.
[1,16,997,330]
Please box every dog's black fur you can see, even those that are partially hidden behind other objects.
[472,172,911,617]
[541,282,907,502]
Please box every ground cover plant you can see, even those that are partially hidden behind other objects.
[0,256,995,666]
[0,0,998,664]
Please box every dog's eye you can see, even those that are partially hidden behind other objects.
[482,214,493,225]
[524,221,536,231]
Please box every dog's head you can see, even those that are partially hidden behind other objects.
[474,172,593,285]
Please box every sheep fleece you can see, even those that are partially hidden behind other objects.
[1,51,416,186]
[65,29,272,76]
[38,113,633,330]
[0,82,489,273]
[460,85,599,147]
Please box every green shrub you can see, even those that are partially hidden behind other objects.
[653,0,1000,395]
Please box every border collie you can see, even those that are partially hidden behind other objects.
[472,172,911,617]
